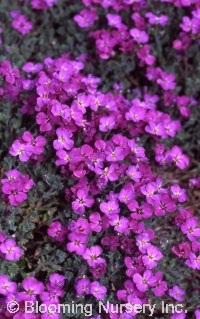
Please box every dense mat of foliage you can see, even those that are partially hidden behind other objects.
[0,0,200,318]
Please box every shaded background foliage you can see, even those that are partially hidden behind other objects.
[0,0,200,318]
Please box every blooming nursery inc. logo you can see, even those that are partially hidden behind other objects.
[6,300,187,317]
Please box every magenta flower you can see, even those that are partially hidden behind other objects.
[126,166,141,182]
[157,72,176,90]
[167,146,189,170]
[146,13,168,26]
[172,242,191,259]
[181,218,200,241]
[72,188,94,214]
[0,239,22,261]
[140,182,157,202]
[74,8,98,28]
[22,62,43,73]
[133,270,155,292]
[83,245,104,267]
[100,199,120,217]
[1,169,20,184]
[195,309,200,319]
[110,216,129,233]
[142,245,163,269]
[152,271,168,297]
[105,146,124,162]
[169,285,184,302]
[11,13,33,35]
[36,112,52,132]
[0,275,17,295]
[136,232,151,253]
[75,278,91,295]
[21,277,44,300]
[170,184,187,202]
[185,252,200,270]
[2,181,27,206]
[67,233,88,255]
[145,122,165,137]
[99,116,116,132]
[154,194,176,216]
[106,14,122,28]
[129,201,153,220]
[125,106,146,122]
[53,128,74,151]
[47,221,67,242]
[22,131,46,155]
[90,281,107,300]
[9,140,32,162]
[118,183,135,204]
[49,273,65,288]
[130,28,149,43]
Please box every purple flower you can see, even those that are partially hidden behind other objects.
[185,252,200,270]
[22,62,43,73]
[72,188,94,215]
[170,184,187,202]
[110,216,129,233]
[100,200,120,217]
[136,232,151,253]
[53,128,74,151]
[47,221,67,242]
[195,309,200,319]
[167,146,189,170]
[9,140,32,162]
[106,14,122,28]
[75,278,91,295]
[2,171,34,207]
[49,273,65,288]
[157,72,176,90]
[74,8,98,28]
[152,271,168,296]
[67,233,88,255]
[172,242,191,259]
[181,218,200,241]
[168,285,184,302]
[142,245,163,269]
[126,166,141,182]
[105,146,124,162]
[125,106,146,122]
[83,245,104,267]
[99,116,116,132]
[90,281,107,300]
[11,14,33,35]
[133,270,155,292]
[0,275,17,295]
[145,13,168,26]
[21,277,44,300]
[153,194,176,216]
[130,28,149,43]
[0,239,22,261]
[145,122,165,137]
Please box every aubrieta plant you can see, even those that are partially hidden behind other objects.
[0,0,199,318]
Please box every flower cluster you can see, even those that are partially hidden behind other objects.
[0,273,65,318]
[9,131,46,162]
[1,169,35,206]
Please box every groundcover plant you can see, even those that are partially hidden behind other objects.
[0,0,200,318]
